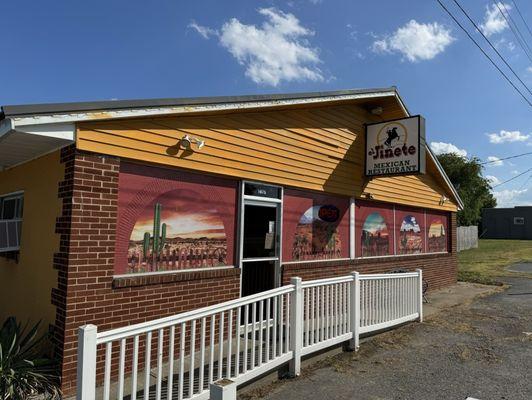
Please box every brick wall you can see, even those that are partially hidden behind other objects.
[53,149,241,396]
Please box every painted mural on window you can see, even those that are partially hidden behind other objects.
[283,189,349,261]
[114,162,237,275]
[398,215,423,254]
[127,192,227,273]
[361,212,390,257]
[292,205,342,261]
[427,216,447,253]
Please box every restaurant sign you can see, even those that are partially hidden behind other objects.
[365,115,426,177]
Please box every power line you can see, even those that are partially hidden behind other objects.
[511,0,532,40]
[500,1,532,51]
[480,150,532,164]
[494,1,532,62]
[492,167,532,188]
[517,173,532,190]
[435,0,532,107]
[452,0,532,97]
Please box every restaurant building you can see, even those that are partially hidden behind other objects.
[0,87,462,395]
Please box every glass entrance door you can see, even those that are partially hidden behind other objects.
[240,182,282,297]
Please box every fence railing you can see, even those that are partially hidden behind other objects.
[77,270,423,400]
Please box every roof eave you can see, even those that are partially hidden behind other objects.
[2,87,398,120]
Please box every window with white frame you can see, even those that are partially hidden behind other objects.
[514,217,525,225]
[0,192,24,253]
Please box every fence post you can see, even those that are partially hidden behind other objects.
[289,277,303,377]
[76,324,98,400]
[416,269,423,322]
[210,379,237,400]
[348,271,360,351]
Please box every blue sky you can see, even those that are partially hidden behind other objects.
[1,0,531,206]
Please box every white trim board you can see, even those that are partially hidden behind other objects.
[7,91,400,126]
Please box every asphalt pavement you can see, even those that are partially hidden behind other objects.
[243,277,532,400]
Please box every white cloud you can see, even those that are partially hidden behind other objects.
[493,189,529,207]
[494,37,515,51]
[188,20,218,39]
[372,20,454,62]
[511,170,519,174]
[527,66,532,73]
[485,175,501,186]
[487,130,530,144]
[487,156,504,166]
[480,2,511,37]
[218,8,323,86]
[430,141,467,157]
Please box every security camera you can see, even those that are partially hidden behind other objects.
[180,135,192,149]
[180,135,204,150]
[370,106,383,115]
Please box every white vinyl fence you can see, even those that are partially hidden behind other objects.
[77,270,423,400]
[457,226,478,252]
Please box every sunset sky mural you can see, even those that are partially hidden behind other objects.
[361,211,390,257]
[428,220,445,238]
[127,189,229,273]
[362,212,389,237]
[130,192,225,241]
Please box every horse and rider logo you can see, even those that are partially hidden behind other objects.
[367,122,410,158]
[384,127,400,148]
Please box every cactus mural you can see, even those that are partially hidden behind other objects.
[142,203,167,269]
[126,189,230,273]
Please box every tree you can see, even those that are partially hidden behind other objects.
[436,153,496,226]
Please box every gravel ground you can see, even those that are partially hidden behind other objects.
[243,277,532,400]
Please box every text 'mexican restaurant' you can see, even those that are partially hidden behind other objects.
[0,87,462,395]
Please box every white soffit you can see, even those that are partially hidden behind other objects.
[0,119,74,170]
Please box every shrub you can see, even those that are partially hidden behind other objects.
[0,317,60,400]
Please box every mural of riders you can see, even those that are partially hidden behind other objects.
[292,205,342,261]
[127,191,228,273]
[427,213,448,253]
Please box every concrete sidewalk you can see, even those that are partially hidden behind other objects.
[423,281,503,318]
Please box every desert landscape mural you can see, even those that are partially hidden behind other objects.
[398,215,423,254]
[361,212,390,257]
[428,219,447,253]
[127,191,227,273]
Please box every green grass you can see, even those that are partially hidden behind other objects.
[458,239,532,285]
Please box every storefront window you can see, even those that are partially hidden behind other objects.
[426,212,449,253]
[115,163,237,275]
[395,207,424,255]
[356,201,393,257]
[283,189,349,261]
